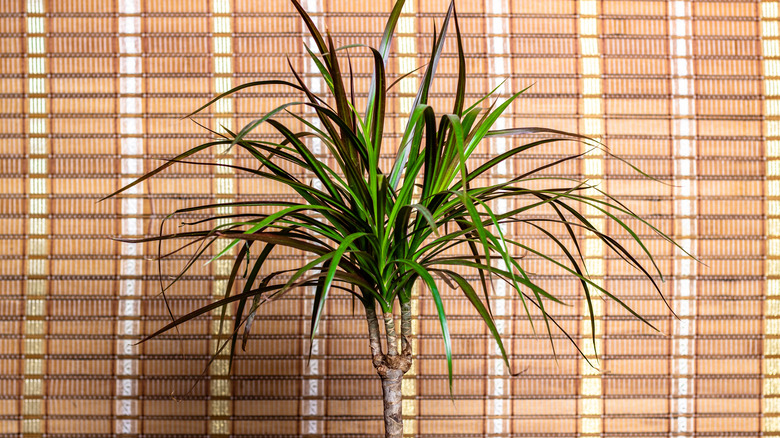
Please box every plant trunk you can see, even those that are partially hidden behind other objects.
[367,299,412,437]
[380,368,404,438]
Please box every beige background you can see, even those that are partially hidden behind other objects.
[0,0,768,436]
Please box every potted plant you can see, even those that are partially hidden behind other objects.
[106,1,687,436]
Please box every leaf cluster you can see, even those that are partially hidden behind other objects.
[106,0,690,390]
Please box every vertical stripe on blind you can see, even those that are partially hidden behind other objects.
[209,0,234,436]
[764,0,780,433]
[486,0,511,434]
[670,0,697,434]
[300,1,324,434]
[23,0,47,435]
[577,0,605,436]
[396,2,418,437]
[116,0,144,435]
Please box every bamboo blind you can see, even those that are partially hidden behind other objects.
[0,0,768,436]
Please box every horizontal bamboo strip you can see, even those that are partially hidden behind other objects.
[0,0,764,436]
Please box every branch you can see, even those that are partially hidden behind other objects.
[383,308,399,357]
[365,302,383,366]
[400,300,412,357]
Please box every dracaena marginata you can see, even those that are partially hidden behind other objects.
[105,1,692,436]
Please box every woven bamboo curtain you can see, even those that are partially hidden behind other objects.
[0,0,768,436]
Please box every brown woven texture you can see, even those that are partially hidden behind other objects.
[0,0,765,437]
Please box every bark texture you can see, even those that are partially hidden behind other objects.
[383,310,399,356]
[365,304,384,367]
[400,301,412,356]
[380,369,404,438]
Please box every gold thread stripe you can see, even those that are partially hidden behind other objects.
[397,2,418,436]
[23,0,47,436]
[116,0,144,435]
[669,1,697,435]
[210,0,235,436]
[485,0,512,434]
[578,1,604,436]
[300,1,325,434]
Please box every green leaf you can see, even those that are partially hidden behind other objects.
[184,79,317,119]
[435,269,512,373]
[215,243,249,354]
[207,205,338,264]
[408,203,440,237]
[451,3,466,116]
[303,43,334,91]
[325,31,355,136]
[310,232,371,339]
[290,0,329,59]
[100,140,230,201]
[114,0,692,399]
[267,119,344,204]
[365,0,407,116]
[465,83,534,155]
[368,47,387,162]
[386,63,427,92]
[394,259,453,396]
